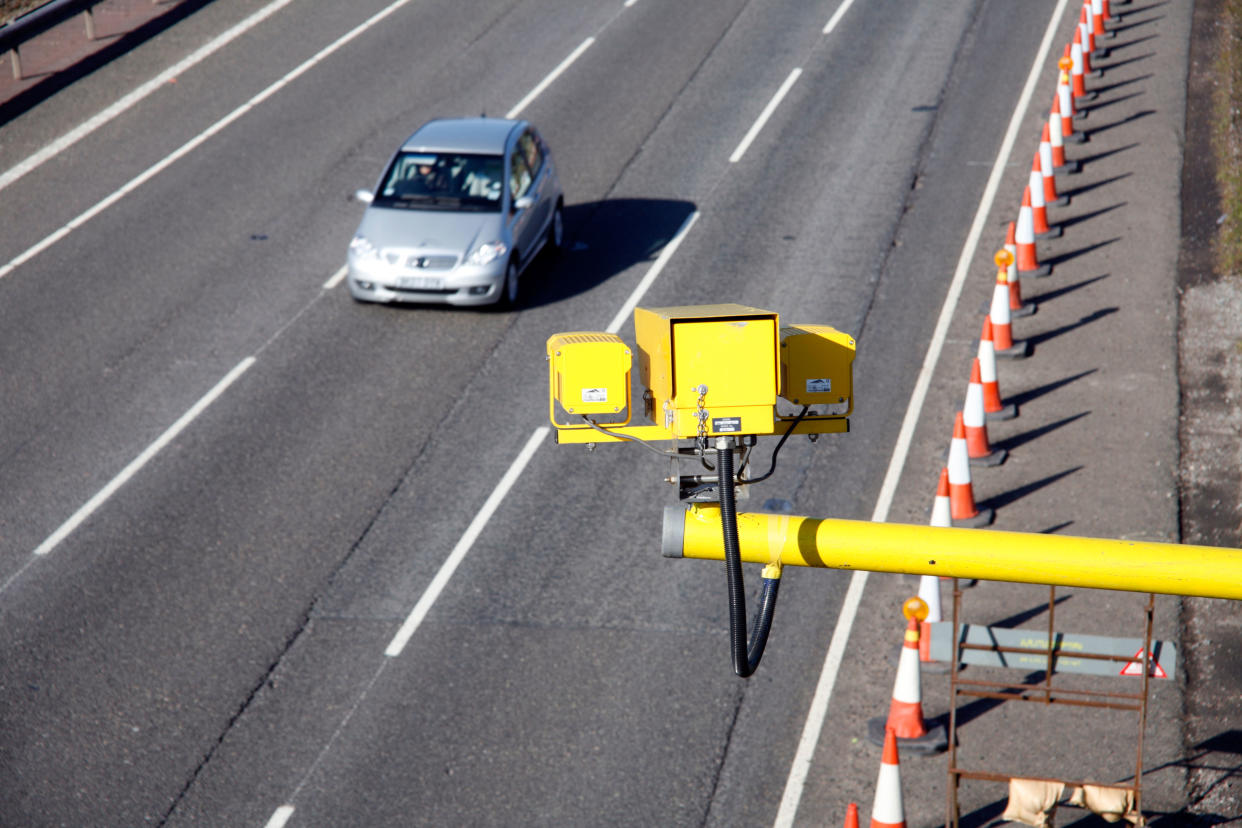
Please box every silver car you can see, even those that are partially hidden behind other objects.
[347,117,564,306]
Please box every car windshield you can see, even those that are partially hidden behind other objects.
[372,152,504,211]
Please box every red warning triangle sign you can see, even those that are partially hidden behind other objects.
[1120,648,1167,678]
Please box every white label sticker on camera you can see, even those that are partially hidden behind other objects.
[582,388,607,403]
[806,378,832,393]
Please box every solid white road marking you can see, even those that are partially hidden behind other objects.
[323,265,347,290]
[505,38,596,120]
[384,427,550,657]
[262,805,295,828]
[822,0,858,35]
[729,68,801,164]
[33,358,256,556]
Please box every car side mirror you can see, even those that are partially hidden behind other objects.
[514,195,535,211]
[354,189,374,204]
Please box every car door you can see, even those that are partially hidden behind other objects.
[507,143,538,266]
[517,130,553,251]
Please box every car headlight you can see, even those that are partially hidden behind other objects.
[349,235,379,261]
[468,241,508,267]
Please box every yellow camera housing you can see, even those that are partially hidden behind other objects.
[635,304,779,438]
[779,325,855,415]
[546,332,632,426]
[546,305,853,444]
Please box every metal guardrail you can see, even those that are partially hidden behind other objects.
[0,0,127,80]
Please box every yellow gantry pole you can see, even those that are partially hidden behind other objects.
[664,504,1242,601]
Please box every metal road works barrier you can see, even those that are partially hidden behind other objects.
[663,504,1242,602]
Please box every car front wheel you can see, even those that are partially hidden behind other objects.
[503,258,520,307]
[548,203,564,253]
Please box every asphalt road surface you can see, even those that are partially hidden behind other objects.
[0,0,1207,826]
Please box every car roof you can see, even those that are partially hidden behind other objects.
[400,118,523,155]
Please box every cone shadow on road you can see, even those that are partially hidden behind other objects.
[1025,308,1118,349]
[1076,91,1148,121]
[1097,46,1159,76]
[1078,76,1153,103]
[1082,110,1157,139]
[993,412,1091,453]
[1043,240,1121,269]
[1028,276,1110,306]
[1195,730,1242,755]
[1060,170,1134,196]
[990,594,1072,629]
[1057,203,1127,232]
[1106,8,1169,38]
[1006,370,1097,408]
[976,467,1083,512]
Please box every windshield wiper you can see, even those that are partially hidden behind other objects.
[397,194,464,207]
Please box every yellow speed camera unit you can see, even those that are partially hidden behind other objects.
[546,304,855,444]
[545,304,856,677]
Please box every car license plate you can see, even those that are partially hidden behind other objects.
[397,275,443,290]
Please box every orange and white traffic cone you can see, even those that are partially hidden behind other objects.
[1071,33,1096,103]
[1056,58,1087,145]
[990,248,1031,357]
[916,573,943,665]
[1091,0,1112,39]
[1049,96,1082,169]
[1082,2,1107,60]
[845,802,860,828]
[1039,123,1069,206]
[1029,155,1060,239]
[1005,221,1035,318]
[1060,48,1079,115]
[868,604,948,754]
[870,727,905,828]
[887,616,929,739]
[930,469,981,590]
[948,412,994,528]
[930,467,952,527]
[1016,190,1052,280]
[963,358,1006,466]
[1048,102,1067,168]
[979,317,1018,420]
[917,575,942,625]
